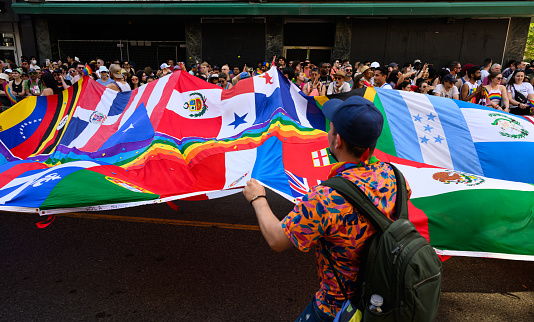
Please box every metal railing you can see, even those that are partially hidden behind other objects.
[57,39,186,69]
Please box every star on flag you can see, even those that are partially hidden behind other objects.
[259,72,273,84]
[228,112,248,129]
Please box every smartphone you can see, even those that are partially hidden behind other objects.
[46,59,50,65]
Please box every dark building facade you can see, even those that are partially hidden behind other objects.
[6,1,534,69]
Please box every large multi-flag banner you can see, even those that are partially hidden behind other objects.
[0,67,533,261]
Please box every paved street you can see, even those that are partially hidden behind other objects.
[1,190,533,321]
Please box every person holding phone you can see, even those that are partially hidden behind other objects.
[304,68,326,96]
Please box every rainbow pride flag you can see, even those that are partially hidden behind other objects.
[0,67,533,261]
[83,64,93,76]
[3,82,17,105]
[0,68,330,213]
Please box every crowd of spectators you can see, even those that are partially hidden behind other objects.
[1,55,533,115]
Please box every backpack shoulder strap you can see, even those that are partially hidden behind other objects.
[389,163,409,220]
[321,163,409,231]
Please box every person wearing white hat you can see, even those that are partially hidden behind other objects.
[106,64,131,92]
[4,69,12,81]
[160,63,172,77]
[0,73,9,83]
[370,62,380,69]
[0,73,11,104]
[96,65,114,86]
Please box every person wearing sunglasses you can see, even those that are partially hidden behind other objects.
[343,65,354,87]
[482,63,502,86]
[96,66,113,86]
[483,72,509,112]
[65,67,77,81]
[70,62,85,84]
[449,61,461,80]
[218,73,232,90]
[123,61,135,75]
[319,63,333,87]
[53,68,70,91]
[327,70,351,94]
[23,69,44,96]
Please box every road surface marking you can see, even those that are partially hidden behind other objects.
[55,212,261,231]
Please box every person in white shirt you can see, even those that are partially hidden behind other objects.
[434,74,460,99]
[373,67,393,89]
[327,71,351,94]
[507,69,534,115]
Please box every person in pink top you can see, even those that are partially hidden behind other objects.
[303,68,326,96]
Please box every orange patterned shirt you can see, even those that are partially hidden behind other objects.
[282,156,411,317]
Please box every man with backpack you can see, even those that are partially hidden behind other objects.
[244,96,441,321]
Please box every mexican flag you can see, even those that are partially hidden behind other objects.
[375,150,534,261]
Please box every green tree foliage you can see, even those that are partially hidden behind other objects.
[524,23,534,61]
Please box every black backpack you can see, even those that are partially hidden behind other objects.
[320,163,442,321]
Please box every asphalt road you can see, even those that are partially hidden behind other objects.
[1,191,533,321]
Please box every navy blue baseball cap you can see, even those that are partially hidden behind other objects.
[322,96,384,148]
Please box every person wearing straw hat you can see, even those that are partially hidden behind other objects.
[106,64,131,92]
[327,70,351,95]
